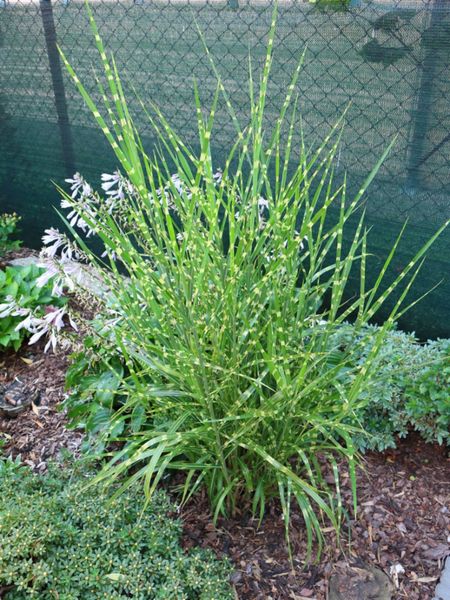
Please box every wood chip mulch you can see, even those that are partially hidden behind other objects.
[0,342,83,472]
[181,436,449,600]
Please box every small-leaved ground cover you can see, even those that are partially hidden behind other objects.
[0,462,232,599]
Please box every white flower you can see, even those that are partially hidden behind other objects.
[35,264,58,288]
[61,194,97,235]
[26,306,78,353]
[60,242,80,262]
[176,232,184,242]
[41,228,65,258]
[41,227,83,263]
[68,313,78,332]
[0,298,30,319]
[43,306,66,329]
[14,311,41,333]
[101,171,132,204]
[170,174,184,195]
[257,197,269,229]
[65,173,87,199]
[0,300,16,319]
[258,197,269,212]
[51,281,65,298]
[101,248,117,261]
[44,331,58,353]
[60,197,80,227]
[74,217,89,234]
[60,198,72,210]
[28,326,48,346]
[213,170,222,184]
[62,173,98,235]
[101,171,120,192]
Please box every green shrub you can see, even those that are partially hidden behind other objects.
[48,5,448,556]
[326,325,450,451]
[0,463,232,599]
[0,213,21,256]
[404,339,449,446]
[0,265,67,351]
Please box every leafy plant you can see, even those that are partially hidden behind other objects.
[324,324,450,451]
[0,463,232,599]
[404,339,450,445]
[64,325,134,454]
[0,264,67,351]
[0,213,21,256]
[52,5,448,557]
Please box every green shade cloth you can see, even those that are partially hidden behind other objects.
[0,0,449,338]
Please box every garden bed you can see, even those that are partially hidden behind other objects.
[182,434,449,600]
[1,338,448,600]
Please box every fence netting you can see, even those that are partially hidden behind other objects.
[0,0,449,337]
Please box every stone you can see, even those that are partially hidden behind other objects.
[0,380,40,418]
[329,563,393,600]
[434,556,450,600]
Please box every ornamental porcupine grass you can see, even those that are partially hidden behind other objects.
[56,4,447,559]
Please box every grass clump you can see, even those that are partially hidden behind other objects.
[0,463,232,599]
[44,4,448,558]
[64,323,450,458]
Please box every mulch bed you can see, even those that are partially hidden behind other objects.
[0,341,83,472]
[181,436,449,599]
[0,333,448,599]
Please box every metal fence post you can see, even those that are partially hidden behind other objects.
[39,0,75,177]
[406,0,445,191]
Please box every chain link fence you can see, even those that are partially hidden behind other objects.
[0,0,449,337]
